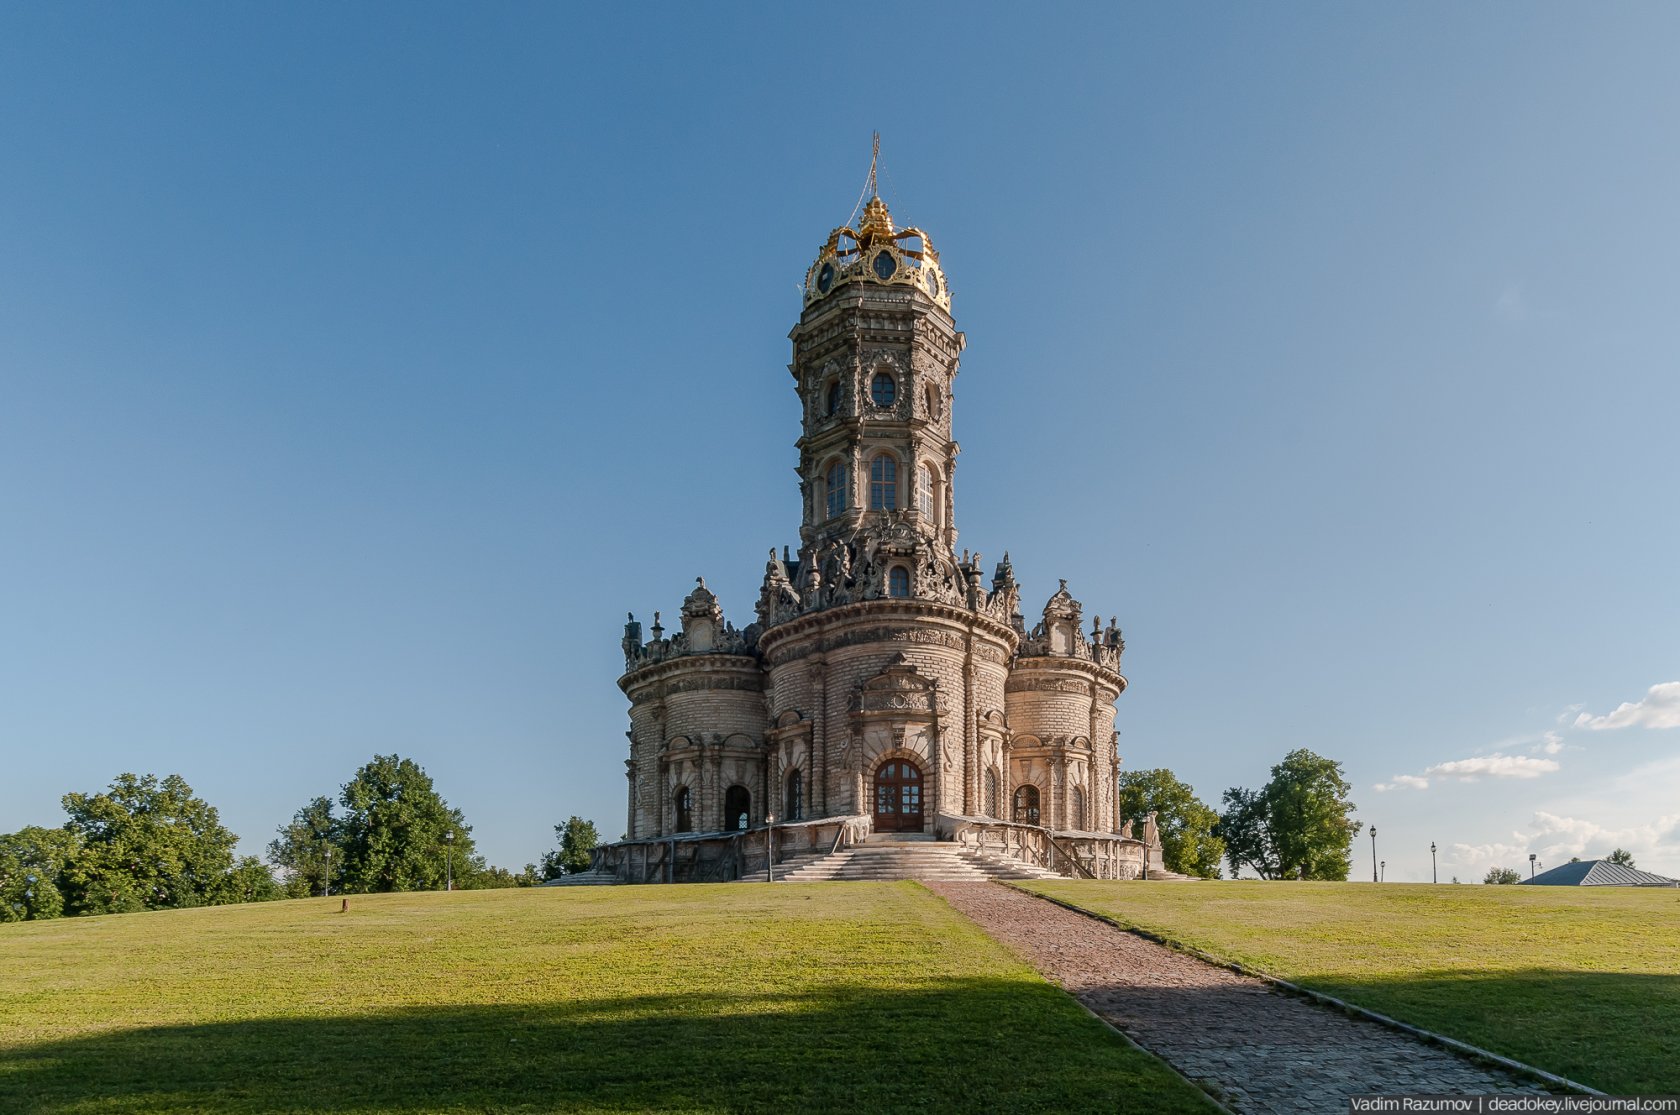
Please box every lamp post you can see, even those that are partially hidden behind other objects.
[765,813,777,883]
[1380,860,1386,882]
[1369,824,1378,883]
[323,841,331,899]
[446,829,455,892]
[1430,841,1437,885]
[1528,852,1537,880]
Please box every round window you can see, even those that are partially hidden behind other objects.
[870,373,896,408]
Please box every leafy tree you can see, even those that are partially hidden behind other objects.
[60,773,271,914]
[1217,749,1361,880]
[0,826,80,921]
[1484,866,1522,885]
[1606,847,1636,868]
[336,755,480,892]
[267,796,345,898]
[1116,769,1224,878]
[541,817,601,879]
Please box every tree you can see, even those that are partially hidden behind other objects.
[336,755,480,892]
[59,773,273,915]
[0,826,80,921]
[1606,847,1636,868]
[1484,866,1522,885]
[1217,749,1361,880]
[267,796,344,898]
[541,817,601,879]
[1116,769,1224,878]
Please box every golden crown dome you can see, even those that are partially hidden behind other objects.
[804,192,950,312]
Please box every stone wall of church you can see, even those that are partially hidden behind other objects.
[622,654,767,837]
[758,601,1016,831]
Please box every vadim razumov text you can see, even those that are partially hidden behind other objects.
[1350,1099,1680,1114]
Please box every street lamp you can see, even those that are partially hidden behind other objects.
[1380,860,1386,882]
[1528,852,1537,880]
[446,829,455,892]
[765,812,777,883]
[1430,841,1437,885]
[1369,824,1378,883]
[323,841,331,899]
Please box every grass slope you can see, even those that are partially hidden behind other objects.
[0,883,1213,1115]
[1022,879,1680,1094]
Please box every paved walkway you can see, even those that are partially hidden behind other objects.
[929,883,1547,1114]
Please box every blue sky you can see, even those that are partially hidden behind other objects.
[3,4,1676,882]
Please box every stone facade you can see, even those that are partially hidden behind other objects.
[617,191,1130,842]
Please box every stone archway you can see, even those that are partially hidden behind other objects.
[872,758,925,833]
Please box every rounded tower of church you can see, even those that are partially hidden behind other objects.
[754,190,1020,833]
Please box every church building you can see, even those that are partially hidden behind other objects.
[616,182,1129,848]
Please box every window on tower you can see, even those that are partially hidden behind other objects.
[870,372,896,408]
[917,464,934,517]
[870,455,897,510]
[825,380,842,416]
[825,461,849,520]
[889,566,910,598]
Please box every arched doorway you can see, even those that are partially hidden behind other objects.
[673,786,693,833]
[873,759,924,833]
[1013,784,1040,826]
[724,785,750,831]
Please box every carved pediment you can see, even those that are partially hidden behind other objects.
[851,655,939,716]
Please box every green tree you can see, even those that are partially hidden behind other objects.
[1115,769,1224,878]
[336,755,480,892]
[1484,866,1522,885]
[0,826,80,921]
[267,796,344,898]
[541,817,601,879]
[60,773,269,914]
[1217,749,1361,880]
[1605,847,1636,868]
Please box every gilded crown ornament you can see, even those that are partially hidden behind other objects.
[803,138,951,310]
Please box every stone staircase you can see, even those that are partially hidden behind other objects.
[541,868,622,886]
[775,834,1065,883]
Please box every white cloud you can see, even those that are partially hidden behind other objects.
[1448,840,1529,870]
[1573,681,1680,731]
[1423,753,1560,781]
[1375,747,1561,792]
[1528,810,1680,865]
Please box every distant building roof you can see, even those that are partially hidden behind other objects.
[1522,859,1679,887]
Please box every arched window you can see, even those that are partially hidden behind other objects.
[917,463,934,517]
[1013,785,1040,826]
[673,786,693,833]
[925,383,942,420]
[724,785,750,832]
[984,767,1000,818]
[785,769,803,821]
[825,380,842,416]
[870,371,896,408]
[825,461,848,520]
[888,566,910,598]
[870,455,897,510]
[1071,786,1086,831]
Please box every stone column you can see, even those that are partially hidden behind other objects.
[962,658,977,815]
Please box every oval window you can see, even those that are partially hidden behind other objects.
[871,373,896,408]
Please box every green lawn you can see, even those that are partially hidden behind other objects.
[0,883,1214,1114]
[1022,879,1680,1094]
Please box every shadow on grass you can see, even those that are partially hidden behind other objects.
[1292,968,1680,1095]
[0,978,1217,1115]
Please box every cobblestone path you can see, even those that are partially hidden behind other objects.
[929,883,1547,1114]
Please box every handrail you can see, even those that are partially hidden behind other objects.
[1048,834,1097,880]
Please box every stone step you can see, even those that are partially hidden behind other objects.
[774,841,1070,883]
